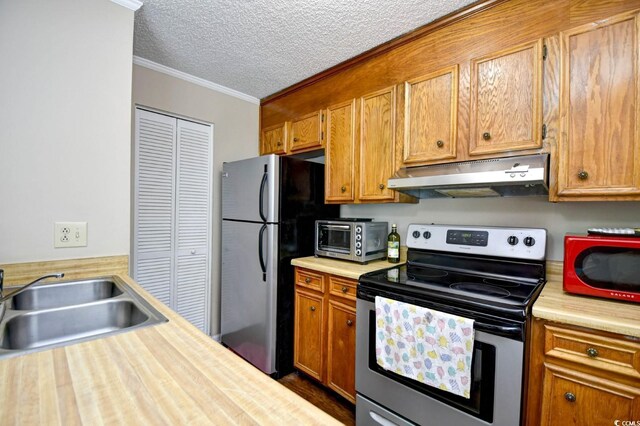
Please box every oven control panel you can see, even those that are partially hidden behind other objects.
[406,224,547,260]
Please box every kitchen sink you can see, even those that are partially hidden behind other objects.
[0,276,167,358]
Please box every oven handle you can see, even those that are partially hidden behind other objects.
[321,224,351,230]
[473,321,522,337]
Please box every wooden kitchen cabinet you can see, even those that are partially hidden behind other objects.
[526,319,640,426]
[260,122,288,155]
[294,267,357,403]
[470,40,544,156]
[555,10,640,201]
[289,110,324,153]
[402,65,458,165]
[325,99,357,202]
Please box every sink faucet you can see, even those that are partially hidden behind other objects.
[0,270,65,305]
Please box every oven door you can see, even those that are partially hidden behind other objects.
[317,223,352,255]
[356,298,524,426]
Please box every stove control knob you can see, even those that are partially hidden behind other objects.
[412,231,420,238]
[355,249,362,256]
[423,231,432,240]
[508,236,519,246]
[524,236,535,247]
[356,234,362,241]
[355,241,362,248]
[355,226,362,234]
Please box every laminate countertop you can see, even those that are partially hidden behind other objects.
[533,264,640,338]
[0,275,341,425]
[291,250,406,280]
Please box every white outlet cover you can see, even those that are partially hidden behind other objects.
[54,222,88,248]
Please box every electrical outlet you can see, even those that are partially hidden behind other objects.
[54,222,87,248]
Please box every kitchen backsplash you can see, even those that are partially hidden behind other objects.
[342,197,640,261]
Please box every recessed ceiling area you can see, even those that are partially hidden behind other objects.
[133,0,477,100]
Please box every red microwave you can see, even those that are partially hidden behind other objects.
[563,234,640,303]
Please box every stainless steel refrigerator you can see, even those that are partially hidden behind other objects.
[220,154,338,377]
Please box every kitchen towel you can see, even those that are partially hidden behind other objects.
[375,296,475,398]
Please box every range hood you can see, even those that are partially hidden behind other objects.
[387,154,549,198]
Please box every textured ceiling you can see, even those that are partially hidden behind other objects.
[133,0,477,99]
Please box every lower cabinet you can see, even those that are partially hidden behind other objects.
[294,267,357,403]
[527,319,640,426]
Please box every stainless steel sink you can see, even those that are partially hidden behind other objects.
[0,276,167,358]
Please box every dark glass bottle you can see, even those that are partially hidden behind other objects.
[387,224,400,263]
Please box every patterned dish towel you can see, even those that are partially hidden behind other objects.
[375,296,475,398]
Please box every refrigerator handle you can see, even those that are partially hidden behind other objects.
[258,224,267,282]
[259,169,268,222]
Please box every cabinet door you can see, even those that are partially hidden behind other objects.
[470,40,543,155]
[294,289,325,381]
[325,99,357,202]
[290,111,324,152]
[260,122,287,155]
[359,86,397,201]
[540,363,640,426]
[327,298,356,403]
[557,10,640,198]
[403,66,458,165]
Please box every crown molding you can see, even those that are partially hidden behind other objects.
[133,56,260,105]
[110,0,143,11]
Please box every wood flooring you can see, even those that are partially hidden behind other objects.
[278,372,355,425]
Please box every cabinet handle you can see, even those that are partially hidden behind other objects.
[304,277,311,284]
[482,132,491,141]
[346,319,353,326]
[436,140,444,148]
[564,392,576,403]
[190,249,196,255]
[379,183,385,190]
[577,170,589,180]
[310,306,316,312]
[341,286,348,293]
[586,347,599,358]
[341,185,346,193]
[293,137,300,142]
[277,141,282,146]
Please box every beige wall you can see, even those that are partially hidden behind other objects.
[132,64,259,335]
[0,0,135,263]
[343,197,640,261]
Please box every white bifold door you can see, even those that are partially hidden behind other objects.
[133,108,212,334]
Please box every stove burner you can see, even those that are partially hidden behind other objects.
[482,278,520,288]
[408,268,449,279]
[449,282,511,298]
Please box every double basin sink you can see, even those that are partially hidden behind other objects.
[0,276,168,359]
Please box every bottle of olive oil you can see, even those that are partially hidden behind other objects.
[387,224,400,263]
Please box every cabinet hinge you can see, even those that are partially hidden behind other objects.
[321,131,324,140]
[321,113,325,122]
[542,44,548,61]
[542,124,547,140]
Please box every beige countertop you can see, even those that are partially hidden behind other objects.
[533,263,640,338]
[0,275,341,425]
[291,251,406,280]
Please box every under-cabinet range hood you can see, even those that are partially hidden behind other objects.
[387,154,549,198]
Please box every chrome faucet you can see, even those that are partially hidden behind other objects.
[0,270,65,304]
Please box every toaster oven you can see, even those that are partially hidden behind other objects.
[315,219,388,264]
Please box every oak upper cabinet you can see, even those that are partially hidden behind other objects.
[555,10,640,200]
[403,65,459,165]
[527,319,640,426]
[470,40,544,156]
[289,110,324,153]
[359,86,397,201]
[260,122,288,155]
[325,99,357,202]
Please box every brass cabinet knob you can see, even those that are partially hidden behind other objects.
[586,347,599,358]
[436,140,444,148]
[564,392,576,403]
[379,183,385,190]
[310,306,316,312]
[341,286,348,293]
[482,132,491,141]
[305,277,311,284]
[341,185,346,193]
[577,170,589,180]
[346,319,353,326]
[293,137,300,142]
[276,141,282,146]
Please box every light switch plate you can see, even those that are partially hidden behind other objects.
[54,222,88,248]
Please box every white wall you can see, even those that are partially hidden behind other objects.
[0,0,135,263]
[131,64,259,335]
[343,197,640,261]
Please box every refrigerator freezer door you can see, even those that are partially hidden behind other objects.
[221,220,278,374]
[222,154,278,223]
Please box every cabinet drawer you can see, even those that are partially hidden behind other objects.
[544,324,640,379]
[295,268,325,292]
[329,275,357,301]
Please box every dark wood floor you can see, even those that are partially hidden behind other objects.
[278,372,355,425]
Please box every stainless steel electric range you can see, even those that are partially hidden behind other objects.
[356,224,547,426]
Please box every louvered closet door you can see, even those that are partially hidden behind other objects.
[134,109,176,307]
[175,119,211,332]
